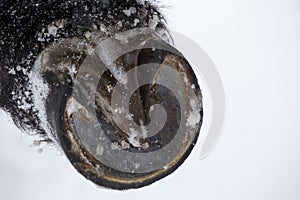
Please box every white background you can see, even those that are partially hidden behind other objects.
[1,0,300,199]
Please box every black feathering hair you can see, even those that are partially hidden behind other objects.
[0,0,166,141]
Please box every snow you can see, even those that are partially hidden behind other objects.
[122,9,131,17]
[66,97,84,115]
[85,31,91,39]
[148,15,159,29]
[122,7,137,17]
[69,64,77,79]
[16,65,22,71]
[28,55,53,140]
[186,98,201,129]
[121,140,130,149]
[10,10,17,15]
[126,124,149,149]
[148,19,158,29]
[133,18,140,27]
[47,24,58,36]
[55,20,65,29]
[107,63,128,85]
[106,85,113,93]
[137,0,146,5]
[96,144,104,156]
[37,20,65,40]
[8,68,16,75]
[130,7,137,14]
[100,24,107,33]
[92,24,98,30]
[135,163,141,169]
[117,21,123,28]
[140,121,148,138]
[149,105,155,112]
[17,97,31,111]
[111,142,120,150]
[141,142,149,149]
[128,128,142,148]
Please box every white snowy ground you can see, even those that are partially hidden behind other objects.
[1,0,300,199]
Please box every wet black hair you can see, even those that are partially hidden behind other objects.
[0,0,165,140]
